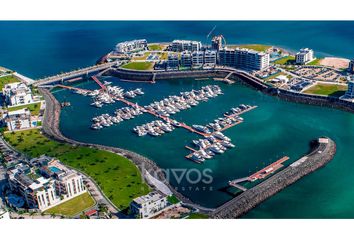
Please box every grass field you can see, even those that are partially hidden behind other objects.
[0,74,20,89]
[3,129,151,210]
[122,62,154,70]
[229,44,271,52]
[307,58,323,66]
[132,52,150,60]
[44,192,95,217]
[274,56,296,65]
[303,83,347,97]
[148,44,164,51]
[186,213,209,219]
[7,102,42,115]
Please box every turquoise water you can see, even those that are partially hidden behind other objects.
[1,21,354,218]
[53,77,354,218]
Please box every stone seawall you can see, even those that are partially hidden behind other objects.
[211,138,336,219]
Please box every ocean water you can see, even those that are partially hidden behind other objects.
[1,21,354,218]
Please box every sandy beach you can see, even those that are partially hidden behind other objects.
[320,57,350,69]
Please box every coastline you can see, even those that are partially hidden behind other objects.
[38,88,213,213]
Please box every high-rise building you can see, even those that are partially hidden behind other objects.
[171,40,202,52]
[211,35,224,51]
[344,77,354,98]
[295,48,314,64]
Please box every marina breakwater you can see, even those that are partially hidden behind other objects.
[211,137,336,219]
[107,67,354,113]
[38,88,213,213]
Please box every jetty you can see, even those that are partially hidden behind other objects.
[211,137,336,218]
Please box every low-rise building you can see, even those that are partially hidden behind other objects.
[295,48,314,64]
[0,209,10,219]
[114,39,147,54]
[130,191,168,219]
[2,82,34,106]
[192,51,204,67]
[4,108,32,131]
[204,50,217,66]
[343,77,354,99]
[166,53,179,70]
[171,40,202,52]
[218,48,236,67]
[7,158,86,211]
[348,59,354,73]
[180,51,192,68]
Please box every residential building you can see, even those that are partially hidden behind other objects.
[166,53,179,70]
[4,108,32,131]
[192,51,204,67]
[218,48,236,67]
[218,48,269,70]
[204,50,217,65]
[7,159,86,211]
[0,209,10,219]
[235,48,270,70]
[2,82,34,106]
[343,77,354,99]
[211,35,224,51]
[348,59,354,73]
[114,39,147,53]
[130,191,168,219]
[171,40,202,52]
[180,51,192,68]
[295,48,314,64]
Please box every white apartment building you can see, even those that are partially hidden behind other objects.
[204,50,217,65]
[7,159,86,211]
[0,209,10,219]
[2,82,34,106]
[192,51,204,67]
[180,51,192,68]
[166,53,179,70]
[171,40,202,52]
[130,191,168,219]
[4,108,32,131]
[295,48,314,64]
[235,48,270,70]
[114,39,147,53]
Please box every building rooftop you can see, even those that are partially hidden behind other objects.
[133,191,165,205]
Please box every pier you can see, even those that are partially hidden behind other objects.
[228,156,289,191]
[212,138,336,218]
[33,61,117,87]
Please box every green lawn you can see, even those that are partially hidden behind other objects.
[306,58,323,66]
[167,195,180,204]
[230,44,271,52]
[0,74,20,90]
[303,83,347,97]
[148,44,163,51]
[274,56,296,65]
[7,102,42,116]
[3,129,151,210]
[122,62,154,70]
[186,213,209,219]
[44,192,95,217]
